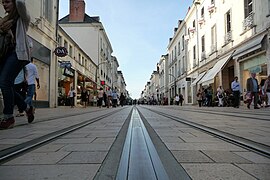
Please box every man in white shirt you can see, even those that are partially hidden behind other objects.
[25,58,40,108]
[231,76,241,108]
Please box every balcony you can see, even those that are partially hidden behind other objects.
[243,13,254,31]
[211,44,217,53]
[201,52,206,60]
[224,31,232,44]
[198,17,205,25]
[189,27,196,34]
[208,4,215,13]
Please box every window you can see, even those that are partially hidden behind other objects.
[64,40,68,50]
[201,7,204,18]
[225,10,232,42]
[69,45,73,57]
[174,46,177,59]
[193,20,196,28]
[178,41,180,55]
[57,35,62,46]
[225,10,231,33]
[269,0,270,15]
[182,35,185,50]
[193,45,196,61]
[44,0,53,23]
[201,35,205,52]
[244,0,253,18]
[211,25,217,52]
[79,54,81,64]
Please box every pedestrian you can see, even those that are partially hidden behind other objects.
[231,76,241,108]
[258,79,266,108]
[207,86,213,107]
[263,75,270,107]
[179,93,184,106]
[25,57,40,108]
[97,87,104,108]
[196,89,203,107]
[68,87,76,108]
[103,91,107,107]
[14,67,27,116]
[246,73,260,109]
[81,87,87,108]
[175,94,180,105]
[112,89,118,107]
[106,87,112,108]
[120,92,125,107]
[0,0,35,129]
[217,86,224,107]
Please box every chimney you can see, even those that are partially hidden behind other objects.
[69,0,85,22]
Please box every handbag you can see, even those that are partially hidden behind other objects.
[0,32,12,60]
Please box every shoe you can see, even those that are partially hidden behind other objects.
[247,104,250,109]
[26,106,35,123]
[0,117,15,129]
[16,113,24,117]
[254,107,260,109]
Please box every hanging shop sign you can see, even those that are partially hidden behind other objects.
[63,67,74,77]
[60,61,72,68]
[54,47,68,57]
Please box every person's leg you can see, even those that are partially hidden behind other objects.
[254,92,259,108]
[266,92,270,106]
[25,84,35,107]
[0,52,26,118]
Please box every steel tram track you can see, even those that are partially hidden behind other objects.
[164,106,270,121]
[0,108,127,164]
[140,106,270,158]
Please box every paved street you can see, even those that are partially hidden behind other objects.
[0,105,269,180]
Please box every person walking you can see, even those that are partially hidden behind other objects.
[0,0,34,129]
[80,87,87,108]
[112,89,118,107]
[106,87,112,108]
[264,75,270,107]
[119,92,125,107]
[231,76,241,108]
[97,87,104,108]
[217,86,224,107]
[25,57,40,108]
[246,73,260,109]
[14,68,27,116]
[103,91,107,107]
[68,87,76,108]
[196,89,203,107]
[175,94,180,105]
[179,93,184,106]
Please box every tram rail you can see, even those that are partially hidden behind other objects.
[0,108,127,164]
[139,106,270,158]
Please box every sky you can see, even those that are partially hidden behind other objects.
[59,0,193,99]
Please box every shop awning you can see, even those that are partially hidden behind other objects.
[191,72,206,86]
[199,52,234,86]
[233,33,266,59]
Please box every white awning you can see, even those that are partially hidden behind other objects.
[199,52,234,86]
[233,33,266,59]
[191,72,206,86]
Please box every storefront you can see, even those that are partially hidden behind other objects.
[233,33,268,92]
[30,37,51,107]
[239,53,268,92]
[58,61,75,106]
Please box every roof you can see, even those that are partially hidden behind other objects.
[59,14,100,24]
